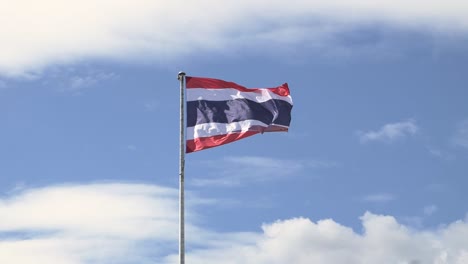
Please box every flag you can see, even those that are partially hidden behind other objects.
[185,76,293,153]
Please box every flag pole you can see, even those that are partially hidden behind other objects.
[177,71,186,264]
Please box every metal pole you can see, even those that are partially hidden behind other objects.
[178,71,186,264]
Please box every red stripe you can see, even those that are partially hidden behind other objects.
[186,76,290,97]
[186,131,260,153]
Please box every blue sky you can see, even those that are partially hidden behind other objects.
[1,1,468,263]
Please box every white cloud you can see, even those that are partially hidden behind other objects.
[191,156,335,187]
[2,0,468,77]
[168,212,468,264]
[427,146,454,160]
[358,120,418,143]
[0,183,182,264]
[453,119,468,149]
[363,193,396,202]
[60,72,116,93]
[1,183,468,264]
[0,183,178,238]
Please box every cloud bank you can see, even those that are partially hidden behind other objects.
[1,183,468,264]
[2,0,468,77]
[178,213,468,264]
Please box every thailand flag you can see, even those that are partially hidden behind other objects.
[185,76,293,153]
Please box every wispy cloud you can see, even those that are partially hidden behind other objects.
[2,1,468,76]
[60,72,117,94]
[423,204,438,216]
[0,183,219,264]
[0,183,180,264]
[392,205,439,229]
[2,183,468,264]
[453,119,468,149]
[126,144,137,151]
[358,120,418,143]
[425,183,446,193]
[427,146,454,160]
[191,156,337,187]
[362,193,396,202]
[144,101,159,112]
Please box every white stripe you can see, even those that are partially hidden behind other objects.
[186,88,293,104]
[186,120,269,140]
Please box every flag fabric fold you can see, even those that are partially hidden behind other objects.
[185,76,293,153]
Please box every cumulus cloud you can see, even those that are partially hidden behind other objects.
[170,212,468,264]
[358,120,418,143]
[1,183,468,264]
[2,0,468,76]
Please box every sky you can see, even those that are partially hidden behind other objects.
[1,0,468,263]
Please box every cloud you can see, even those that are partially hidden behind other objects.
[453,119,468,149]
[191,156,336,187]
[0,183,181,264]
[362,193,396,202]
[70,72,115,89]
[427,146,454,160]
[59,72,117,94]
[126,144,137,151]
[424,204,438,216]
[425,183,447,193]
[2,1,468,77]
[1,183,468,264]
[144,101,159,112]
[169,212,468,264]
[358,120,418,143]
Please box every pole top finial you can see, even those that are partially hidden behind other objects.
[178,71,186,80]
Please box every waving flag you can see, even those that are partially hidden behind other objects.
[185,76,293,153]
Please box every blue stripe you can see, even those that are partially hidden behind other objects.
[187,98,292,128]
